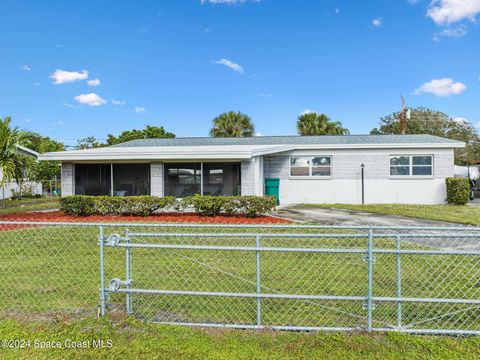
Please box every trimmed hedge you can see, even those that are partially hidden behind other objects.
[60,195,277,218]
[446,177,470,205]
[60,195,176,216]
[181,195,277,217]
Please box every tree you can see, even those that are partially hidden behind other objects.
[106,125,175,145]
[296,112,349,136]
[0,116,31,186]
[370,107,479,164]
[210,111,255,137]
[77,136,103,150]
[19,132,65,181]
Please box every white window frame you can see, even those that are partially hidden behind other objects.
[389,155,434,178]
[289,156,332,178]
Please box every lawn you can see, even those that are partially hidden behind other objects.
[1,223,479,333]
[1,316,480,359]
[306,203,480,226]
[0,197,60,214]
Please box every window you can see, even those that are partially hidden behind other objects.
[290,156,332,177]
[390,155,433,176]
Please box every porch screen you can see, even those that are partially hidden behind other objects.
[113,164,151,196]
[74,164,111,196]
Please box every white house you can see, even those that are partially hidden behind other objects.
[39,134,464,205]
[1,145,42,200]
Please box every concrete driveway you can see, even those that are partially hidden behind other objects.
[274,204,461,227]
[274,205,480,250]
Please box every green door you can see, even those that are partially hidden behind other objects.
[264,178,280,205]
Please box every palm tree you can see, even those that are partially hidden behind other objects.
[210,111,255,137]
[0,116,30,187]
[296,112,349,136]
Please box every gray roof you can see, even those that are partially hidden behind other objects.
[111,134,462,148]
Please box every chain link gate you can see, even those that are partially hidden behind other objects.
[98,225,480,334]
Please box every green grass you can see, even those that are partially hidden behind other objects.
[1,224,479,333]
[0,197,60,214]
[1,316,480,359]
[305,203,480,226]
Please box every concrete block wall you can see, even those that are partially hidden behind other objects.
[241,159,256,195]
[150,162,164,196]
[61,162,74,196]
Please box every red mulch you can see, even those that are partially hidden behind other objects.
[0,211,290,227]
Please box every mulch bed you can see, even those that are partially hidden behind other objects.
[0,211,290,228]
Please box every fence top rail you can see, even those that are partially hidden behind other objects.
[0,220,479,231]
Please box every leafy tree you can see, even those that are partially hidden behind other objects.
[210,111,255,137]
[0,116,32,186]
[106,125,175,145]
[77,136,103,150]
[19,132,65,181]
[370,107,479,164]
[296,112,349,136]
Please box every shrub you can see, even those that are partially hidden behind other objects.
[181,195,277,217]
[60,195,275,217]
[181,195,229,216]
[60,196,96,216]
[446,177,470,205]
[60,195,175,216]
[236,196,277,217]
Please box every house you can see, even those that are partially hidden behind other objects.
[38,134,464,205]
[1,145,42,200]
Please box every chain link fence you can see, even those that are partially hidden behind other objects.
[1,221,480,334]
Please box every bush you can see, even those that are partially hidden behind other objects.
[180,195,276,217]
[60,195,175,216]
[446,177,470,205]
[60,196,96,216]
[181,195,229,216]
[60,195,275,217]
[236,196,277,217]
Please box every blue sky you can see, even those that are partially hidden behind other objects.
[1,0,479,146]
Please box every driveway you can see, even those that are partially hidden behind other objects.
[274,204,462,227]
[274,205,480,250]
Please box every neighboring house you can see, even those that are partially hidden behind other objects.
[1,145,42,200]
[39,134,464,205]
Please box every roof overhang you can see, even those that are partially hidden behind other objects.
[15,144,39,158]
[39,142,465,162]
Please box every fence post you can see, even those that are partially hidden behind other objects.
[99,225,106,316]
[256,235,261,327]
[125,228,133,314]
[366,228,374,332]
[396,235,402,329]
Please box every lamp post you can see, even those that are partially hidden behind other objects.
[361,163,365,205]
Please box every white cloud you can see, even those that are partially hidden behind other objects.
[63,102,77,109]
[427,0,480,25]
[433,24,467,40]
[50,69,88,84]
[111,99,126,106]
[413,78,466,97]
[33,82,40,86]
[20,65,31,71]
[408,0,421,5]
[474,121,480,129]
[134,106,146,113]
[335,8,340,15]
[255,132,263,136]
[74,93,107,106]
[301,109,315,115]
[372,18,382,27]
[86,78,101,86]
[214,58,244,74]
[201,0,259,4]
[25,118,31,123]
